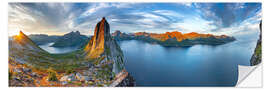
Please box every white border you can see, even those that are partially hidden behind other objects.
[2,0,269,90]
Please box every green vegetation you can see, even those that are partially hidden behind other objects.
[65,68,75,74]
[94,56,106,65]
[88,81,94,85]
[255,44,262,58]
[9,71,12,80]
[19,48,92,71]
[47,68,58,81]
[97,84,104,87]
[75,82,82,86]
[253,43,262,65]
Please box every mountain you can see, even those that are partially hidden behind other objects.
[112,31,236,46]
[28,34,60,45]
[9,31,46,53]
[51,31,89,47]
[83,17,135,86]
[9,31,48,65]
[84,17,125,74]
[250,21,262,66]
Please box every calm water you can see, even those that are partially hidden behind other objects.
[39,43,79,54]
[119,37,258,86]
[39,36,258,86]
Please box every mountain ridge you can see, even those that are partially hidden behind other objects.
[51,31,89,47]
[112,30,236,46]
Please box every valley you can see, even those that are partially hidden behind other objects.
[8,18,135,87]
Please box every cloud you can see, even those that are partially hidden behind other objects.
[8,3,262,37]
[8,3,91,35]
[177,2,193,7]
[194,3,261,29]
[81,3,133,17]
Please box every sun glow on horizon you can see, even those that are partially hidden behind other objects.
[8,29,32,37]
[8,29,20,36]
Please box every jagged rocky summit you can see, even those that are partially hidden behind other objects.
[84,17,124,74]
[83,17,135,86]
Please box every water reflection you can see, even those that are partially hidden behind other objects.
[119,39,257,86]
[39,43,79,54]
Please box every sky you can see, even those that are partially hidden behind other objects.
[8,3,261,37]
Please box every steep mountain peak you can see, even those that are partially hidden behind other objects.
[84,17,124,74]
[16,31,27,39]
[84,17,110,58]
[19,30,24,35]
[14,31,32,43]
[10,31,45,53]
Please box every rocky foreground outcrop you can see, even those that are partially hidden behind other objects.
[250,21,262,66]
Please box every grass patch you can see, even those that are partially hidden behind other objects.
[47,68,58,81]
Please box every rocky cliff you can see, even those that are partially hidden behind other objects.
[83,18,134,86]
[250,21,262,66]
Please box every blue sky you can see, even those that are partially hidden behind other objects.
[8,3,261,37]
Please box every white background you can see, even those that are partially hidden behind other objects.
[1,0,268,90]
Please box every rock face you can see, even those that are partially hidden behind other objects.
[116,74,136,87]
[250,21,262,66]
[84,17,124,75]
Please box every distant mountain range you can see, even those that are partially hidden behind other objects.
[51,31,89,47]
[28,34,60,45]
[112,30,236,46]
[28,30,236,48]
[29,31,90,48]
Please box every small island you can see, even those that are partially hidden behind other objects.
[112,31,236,47]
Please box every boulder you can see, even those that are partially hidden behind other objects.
[75,73,83,81]
[62,81,68,85]
[60,75,69,82]
[76,72,92,81]
[60,74,76,82]
[22,67,31,72]
[13,68,22,73]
